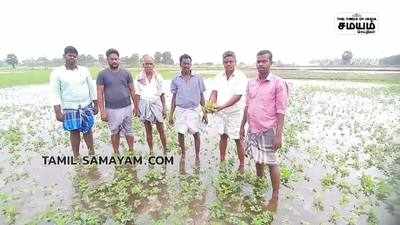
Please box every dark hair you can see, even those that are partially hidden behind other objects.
[106,48,119,58]
[256,50,273,61]
[64,46,78,55]
[179,54,192,64]
[222,51,236,61]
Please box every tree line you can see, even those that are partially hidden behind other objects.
[309,51,400,67]
[1,51,175,69]
[3,50,400,69]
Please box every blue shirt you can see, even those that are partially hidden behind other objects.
[170,73,206,109]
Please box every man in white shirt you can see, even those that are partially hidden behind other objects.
[49,46,98,157]
[209,51,246,173]
[134,55,167,153]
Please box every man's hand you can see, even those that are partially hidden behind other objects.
[162,107,167,119]
[216,105,225,112]
[272,134,283,151]
[101,111,108,122]
[168,112,175,126]
[239,125,245,141]
[56,112,65,122]
[202,114,208,125]
[93,105,98,115]
[134,108,140,117]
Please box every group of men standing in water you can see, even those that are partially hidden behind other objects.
[49,46,288,211]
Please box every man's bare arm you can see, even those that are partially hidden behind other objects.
[53,105,64,122]
[218,95,241,111]
[133,94,140,116]
[160,93,166,110]
[200,93,205,107]
[273,113,285,151]
[240,106,248,128]
[128,83,136,104]
[209,90,217,103]
[97,85,105,115]
[239,106,248,139]
[275,113,285,139]
[168,93,177,125]
[170,93,176,115]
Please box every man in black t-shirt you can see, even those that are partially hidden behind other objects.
[96,48,136,154]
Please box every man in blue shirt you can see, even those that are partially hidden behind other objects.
[169,54,207,161]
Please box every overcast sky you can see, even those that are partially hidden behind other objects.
[0,0,398,65]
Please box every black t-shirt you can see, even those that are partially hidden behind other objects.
[96,68,133,109]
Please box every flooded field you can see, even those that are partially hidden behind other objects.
[0,79,399,225]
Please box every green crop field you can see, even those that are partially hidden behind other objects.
[0,67,218,88]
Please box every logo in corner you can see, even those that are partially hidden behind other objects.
[336,13,377,35]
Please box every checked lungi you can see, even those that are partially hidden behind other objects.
[63,104,94,134]
[246,128,278,165]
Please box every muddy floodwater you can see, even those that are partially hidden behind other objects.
[0,79,399,225]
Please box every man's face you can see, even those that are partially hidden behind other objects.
[256,54,272,74]
[180,58,192,73]
[64,52,78,67]
[223,56,236,74]
[107,53,120,69]
[143,57,155,74]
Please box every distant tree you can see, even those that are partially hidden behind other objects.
[275,60,283,66]
[342,50,353,65]
[353,58,379,66]
[86,54,96,67]
[98,54,106,66]
[78,54,96,67]
[120,56,130,67]
[139,56,145,65]
[6,54,18,69]
[79,54,87,65]
[50,58,64,67]
[161,51,174,65]
[154,52,162,64]
[36,57,50,67]
[128,53,140,67]
[380,54,400,66]
[21,58,36,67]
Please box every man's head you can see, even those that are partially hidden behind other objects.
[256,50,273,74]
[222,51,236,75]
[63,46,78,68]
[142,55,155,74]
[106,48,120,69]
[179,54,192,74]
